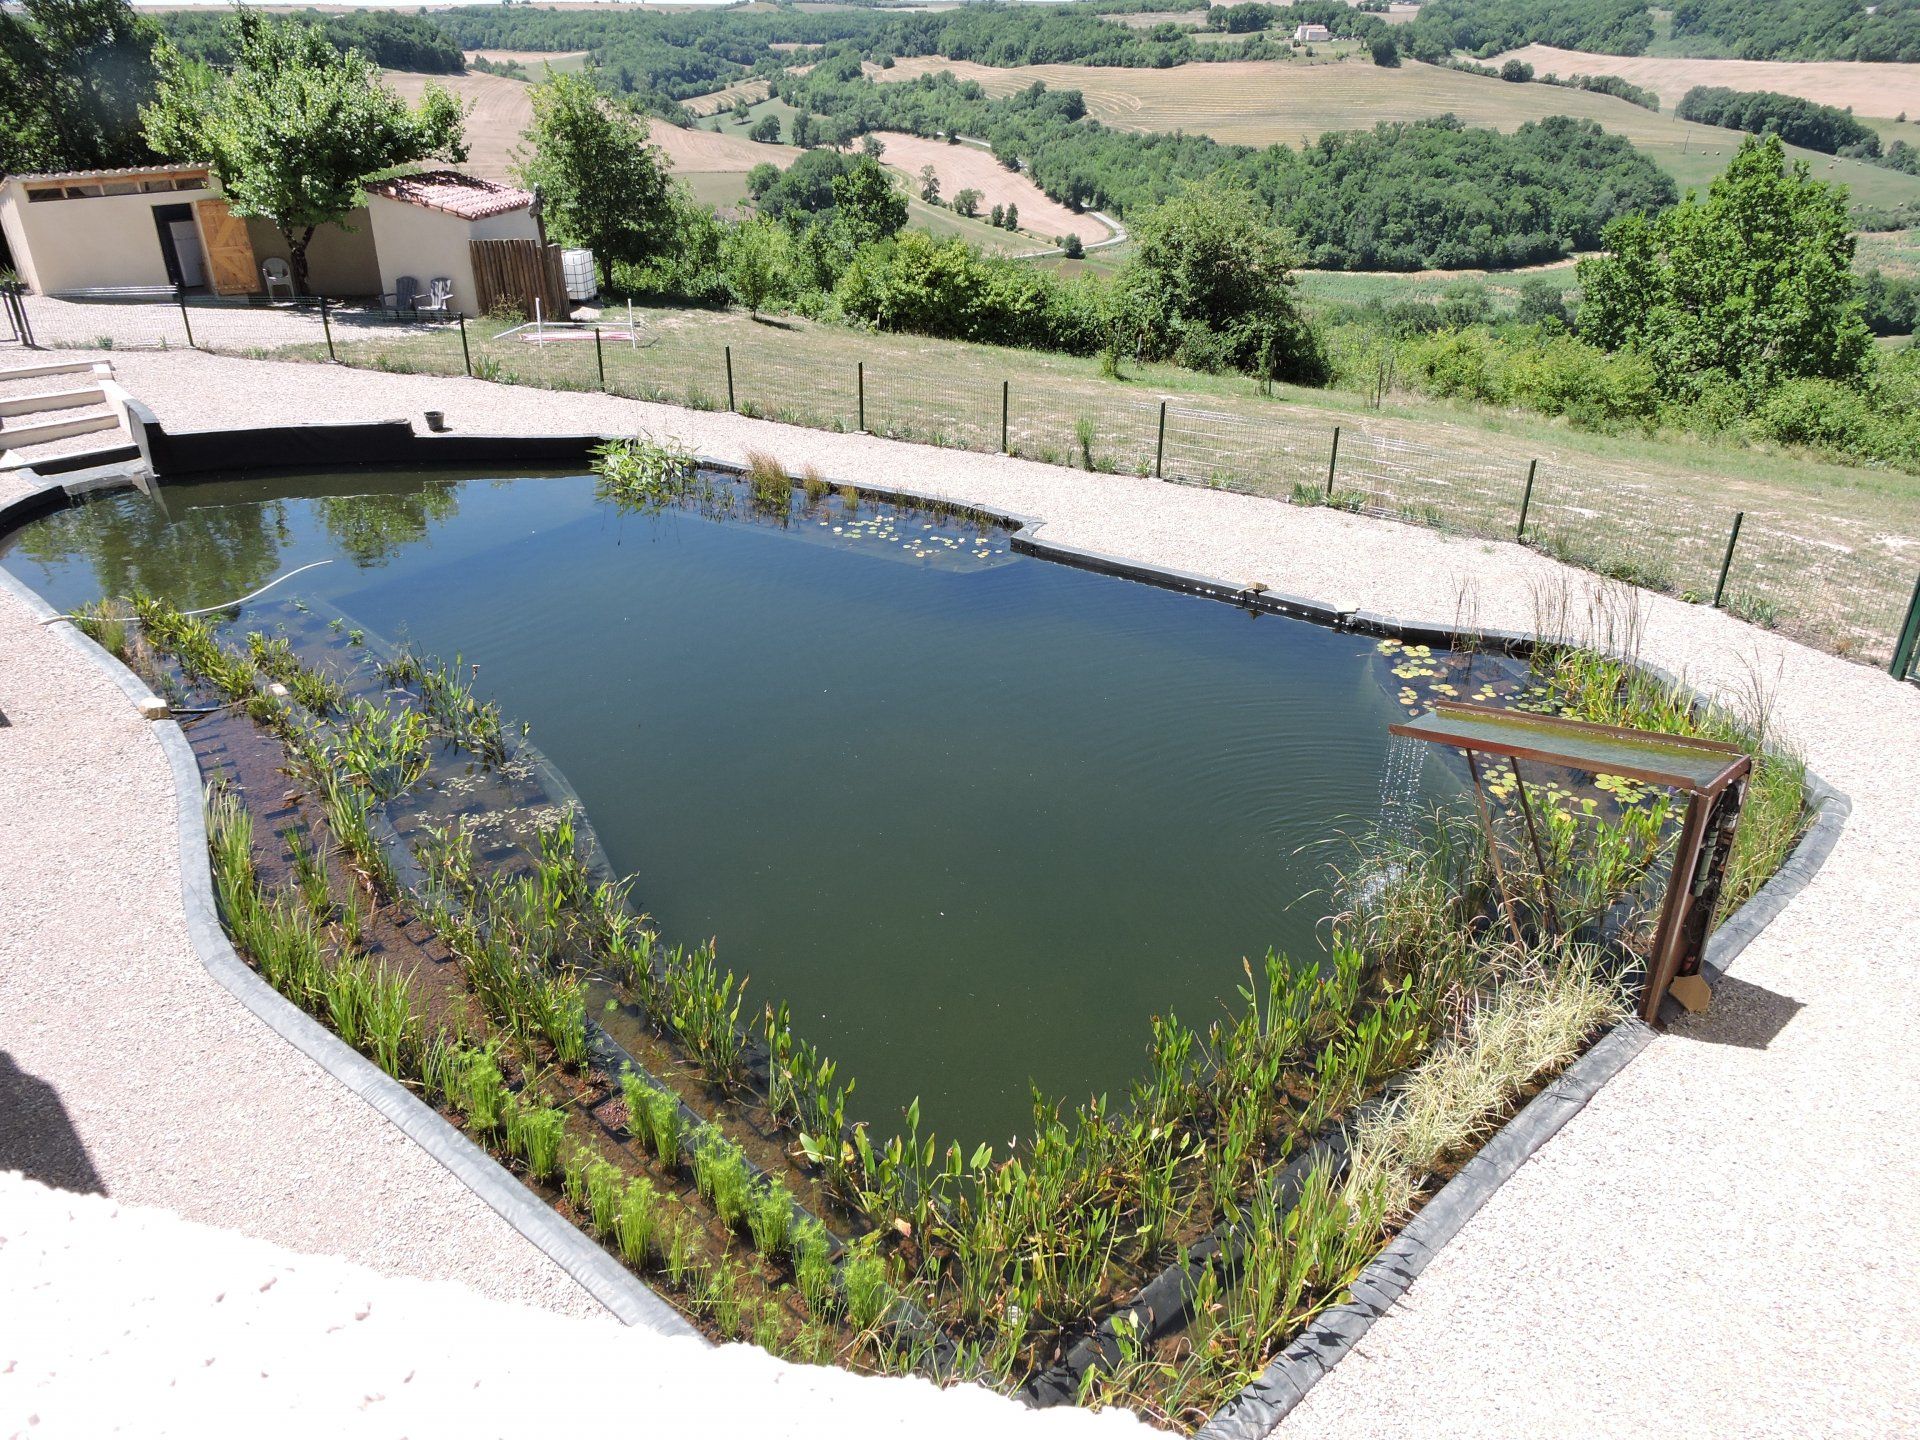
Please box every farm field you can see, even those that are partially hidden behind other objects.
[1487,46,1920,118]
[683,77,773,117]
[868,131,1113,245]
[872,54,1920,210]
[466,48,590,76]
[386,69,799,183]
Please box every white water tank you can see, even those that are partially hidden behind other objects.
[561,248,598,301]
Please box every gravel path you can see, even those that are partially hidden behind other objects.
[6,344,1918,1434]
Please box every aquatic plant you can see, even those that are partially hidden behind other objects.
[747,1181,793,1260]
[622,1070,685,1169]
[592,433,696,509]
[613,1176,661,1264]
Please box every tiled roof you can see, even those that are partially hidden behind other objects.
[364,170,534,221]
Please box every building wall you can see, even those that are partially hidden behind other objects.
[0,180,219,295]
[244,209,382,298]
[365,197,538,317]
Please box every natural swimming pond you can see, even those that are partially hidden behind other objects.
[4,466,1459,1144]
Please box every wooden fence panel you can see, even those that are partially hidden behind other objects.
[469,238,569,320]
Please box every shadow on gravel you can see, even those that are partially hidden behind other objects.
[1671,973,1804,1051]
[0,1051,105,1195]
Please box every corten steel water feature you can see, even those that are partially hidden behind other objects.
[1390,701,1751,1022]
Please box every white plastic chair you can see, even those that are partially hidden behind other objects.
[261,257,295,303]
[416,276,454,315]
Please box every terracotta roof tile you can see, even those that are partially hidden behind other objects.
[364,170,534,221]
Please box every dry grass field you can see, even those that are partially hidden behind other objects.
[466,48,590,76]
[873,53,1920,208]
[684,77,774,118]
[869,132,1112,244]
[1488,46,1920,119]
[385,69,797,184]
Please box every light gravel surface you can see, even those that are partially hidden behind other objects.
[5,345,1919,1435]
[0,1171,1145,1438]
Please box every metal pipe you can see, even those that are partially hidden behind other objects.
[1154,399,1166,479]
[725,345,736,412]
[1516,459,1537,541]
[1325,425,1341,498]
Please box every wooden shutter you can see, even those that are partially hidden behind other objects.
[194,198,258,296]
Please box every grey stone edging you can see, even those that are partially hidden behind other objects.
[0,471,698,1340]
[5,428,1863,1407]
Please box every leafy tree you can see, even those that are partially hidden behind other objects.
[1514,276,1572,329]
[1675,85,1881,156]
[0,0,160,175]
[952,186,982,218]
[1578,135,1872,395]
[144,11,465,294]
[1370,34,1401,65]
[731,97,751,124]
[750,114,781,143]
[1113,175,1325,384]
[1002,201,1019,231]
[918,164,941,205]
[723,215,793,316]
[1499,58,1534,81]
[990,203,1006,227]
[831,156,906,245]
[791,110,816,149]
[513,71,675,293]
[1061,232,1085,259]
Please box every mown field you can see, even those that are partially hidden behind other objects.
[872,53,1920,210]
[1484,46,1920,118]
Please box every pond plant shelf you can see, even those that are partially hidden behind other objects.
[1389,701,1751,1023]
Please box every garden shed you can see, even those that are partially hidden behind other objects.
[362,171,551,318]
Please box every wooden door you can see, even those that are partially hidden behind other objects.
[194,198,258,296]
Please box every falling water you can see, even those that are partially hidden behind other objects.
[1378,732,1429,845]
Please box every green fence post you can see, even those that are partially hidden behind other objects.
[857,360,865,433]
[1516,459,1538,542]
[1001,379,1010,454]
[320,295,335,363]
[595,326,606,388]
[1324,425,1341,498]
[725,344,736,412]
[1889,571,1920,679]
[458,313,471,377]
[1713,510,1745,609]
[1154,399,1167,479]
[176,285,195,350]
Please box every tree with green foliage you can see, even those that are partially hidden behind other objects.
[1578,135,1872,396]
[952,187,982,218]
[1113,175,1325,385]
[1002,201,1019,231]
[918,164,941,205]
[1,0,160,175]
[513,71,676,293]
[723,215,792,316]
[143,11,464,295]
[750,114,781,143]
[830,156,907,246]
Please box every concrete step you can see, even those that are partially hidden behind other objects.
[0,403,118,450]
[0,433,135,474]
[0,358,107,386]
[0,385,106,419]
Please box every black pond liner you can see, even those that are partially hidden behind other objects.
[1,430,1853,1423]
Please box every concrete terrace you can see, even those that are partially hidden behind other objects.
[2,339,1916,1436]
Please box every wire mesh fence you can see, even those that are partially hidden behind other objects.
[17,290,1920,674]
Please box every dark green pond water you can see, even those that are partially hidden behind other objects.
[3,468,1456,1144]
